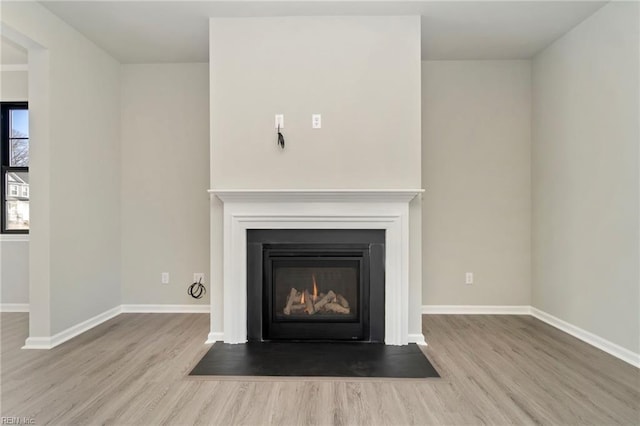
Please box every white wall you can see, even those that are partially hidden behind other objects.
[0,66,29,307]
[0,70,28,101]
[422,60,532,306]
[1,2,121,336]
[1,36,28,64]
[209,16,423,338]
[120,63,209,306]
[1,239,29,305]
[210,16,421,189]
[532,2,639,354]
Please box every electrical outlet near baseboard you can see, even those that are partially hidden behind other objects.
[193,273,205,284]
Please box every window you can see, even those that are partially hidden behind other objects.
[1,102,29,233]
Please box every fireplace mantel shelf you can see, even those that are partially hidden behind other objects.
[208,189,424,203]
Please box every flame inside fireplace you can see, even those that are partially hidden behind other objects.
[312,274,318,302]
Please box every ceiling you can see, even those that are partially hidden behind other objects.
[40,1,607,64]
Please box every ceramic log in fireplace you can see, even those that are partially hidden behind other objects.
[247,229,385,342]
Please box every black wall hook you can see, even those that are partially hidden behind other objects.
[277,124,285,149]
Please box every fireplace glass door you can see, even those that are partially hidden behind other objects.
[271,259,360,322]
[262,246,370,341]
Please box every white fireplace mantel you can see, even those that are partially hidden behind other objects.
[208,188,425,345]
[211,189,423,203]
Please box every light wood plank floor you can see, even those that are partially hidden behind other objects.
[1,312,638,425]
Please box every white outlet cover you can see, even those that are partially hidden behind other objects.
[465,272,473,285]
[312,114,321,129]
[275,114,284,129]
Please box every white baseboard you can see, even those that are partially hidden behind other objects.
[422,305,531,315]
[422,304,639,368]
[121,304,210,313]
[0,303,29,312]
[408,333,427,346]
[206,332,225,344]
[23,305,122,350]
[530,307,640,368]
[20,302,636,368]
[22,304,209,350]
[22,336,52,349]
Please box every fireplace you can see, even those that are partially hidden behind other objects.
[247,229,385,342]
[208,189,424,345]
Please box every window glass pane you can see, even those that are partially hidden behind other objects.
[9,138,29,167]
[4,171,29,230]
[10,109,28,137]
[9,109,29,167]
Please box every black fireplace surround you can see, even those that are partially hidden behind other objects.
[247,229,385,342]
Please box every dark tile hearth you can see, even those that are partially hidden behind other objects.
[190,342,440,378]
